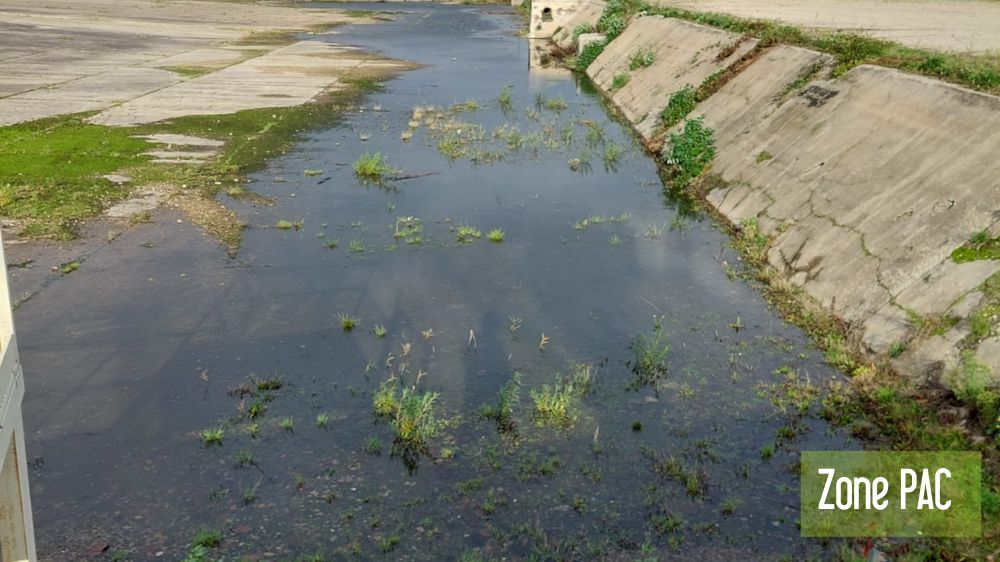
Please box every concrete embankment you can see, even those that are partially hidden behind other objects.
[550,10,1000,387]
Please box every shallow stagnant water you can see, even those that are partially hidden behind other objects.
[20,4,859,561]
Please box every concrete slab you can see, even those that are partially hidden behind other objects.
[650,0,1000,53]
[587,16,758,140]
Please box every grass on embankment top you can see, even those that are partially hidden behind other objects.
[588,0,1000,95]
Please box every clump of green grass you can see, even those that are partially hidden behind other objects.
[379,534,401,553]
[372,323,388,338]
[628,323,670,389]
[352,152,396,181]
[337,312,360,331]
[58,260,80,275]
[279,417,294,432]
[946,351,999,425]
[394,216,424,244]
[628,49,656,70]
[611,73,630,91]
[952,229,1000,263]
[571,23,595,42]
[661,117,716,188]
[604,141,624,165]
[487,228,505,243]
[756,150,774,163]
[348,239,366,254]
[660,85,698,128]
[373,379,442,448]
[199,427,224,446]
[530,380,578,428]
[191,528,223,549]
[543,96,569,112]
[571,213,630,230]
[497,83,514,111]
[365,436,382,455]
[235,448,254,467]
[275,219,303,230]
[576,40,607,71]
[596,12,626,41]
[479,372,522,431]
[315,412,330,428]
[456,224,482,243]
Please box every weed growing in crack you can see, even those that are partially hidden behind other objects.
[662,117,716,188]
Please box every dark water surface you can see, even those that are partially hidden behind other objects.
[20,4,856,560]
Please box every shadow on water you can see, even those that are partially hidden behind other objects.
[19,3,858,560]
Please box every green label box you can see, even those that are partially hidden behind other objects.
[800,451,981,537]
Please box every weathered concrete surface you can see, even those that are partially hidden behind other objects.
[652,0,1000,53]
[552,0,606,50]
[559,11,1000,384]
[706,65,1000,365]
[0,0,378,126]
[587,16,758,140]
[529,0,590,38]
[90,42,397,126]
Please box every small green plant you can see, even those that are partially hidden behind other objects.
[235,448,254,466]
[394,216,424,244]
[577,40,607,71]
[279,417,295,432]
[200,427,224,446]
[662,117,716,188]
[275,219,303,230]
[348,239,366,254]
[628,49,656,70]
[543,96,568,111]
[373,379,442,448]
[315,412,330,428]
[480,372,522,431]
[487,228,505,243]
[353,152,396,180]
[59,260,80,274]
[760,441,776,459]
[660,85,697,128]
[632,420,642,431]
[721,497,740,515]
[756,150,774,163]
[373,324,388,338]
[365,436,383,455]
[192,528,223,549]
[628,324,670,389]
[373,378,399,416]
[337,312,360,331]
[611,73,630,91]
[497,83,514,111]
[596,11,626,40]
[456,224,482,243]
[571,23,594,43]
[530,380,578,428]
[946,351,1000,423]
[324,238,339,250]
[604,141,624,165]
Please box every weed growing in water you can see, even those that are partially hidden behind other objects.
[324,238,339,250]
[604,141,624,166]
[487,228,505,243]
[662,117,716,188]
[372,379,443,449]
[337,312,360,331]
[353,152,396,181]
[572,213,630,230]
[456,225,482,243]
[275,219,303,231]
[315,413,330,429]
[760,441,776,459]
[279,417,294,432]
[479,372,522,431]
[192,528,223,549]
[530,380,578,428]
[372,324,388,338]
[628,49,657,70]
[345,239,365,254]
[394,216,424,244]
[628,323,670,389]
[660,86,697,128]
[543,96,569,112]
[365,436,383,455]
[200,427,224,446]
[497,83,514,111]
[235,448,254,467]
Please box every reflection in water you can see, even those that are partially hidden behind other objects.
[20,3,856,561]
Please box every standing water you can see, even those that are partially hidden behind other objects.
[21,4,856,560]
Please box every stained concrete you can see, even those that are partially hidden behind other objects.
[586,16,757,140]
[0,0,383,127]
[651,0,1000,53]
[561,10,1000,384]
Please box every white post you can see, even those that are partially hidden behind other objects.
[0,232,36,562]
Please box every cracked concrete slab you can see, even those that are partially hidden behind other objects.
[0,0,377,126]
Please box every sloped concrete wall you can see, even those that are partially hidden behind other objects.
[552,0,606,50]
[559,13,1000,385]
[586,16,757,140]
